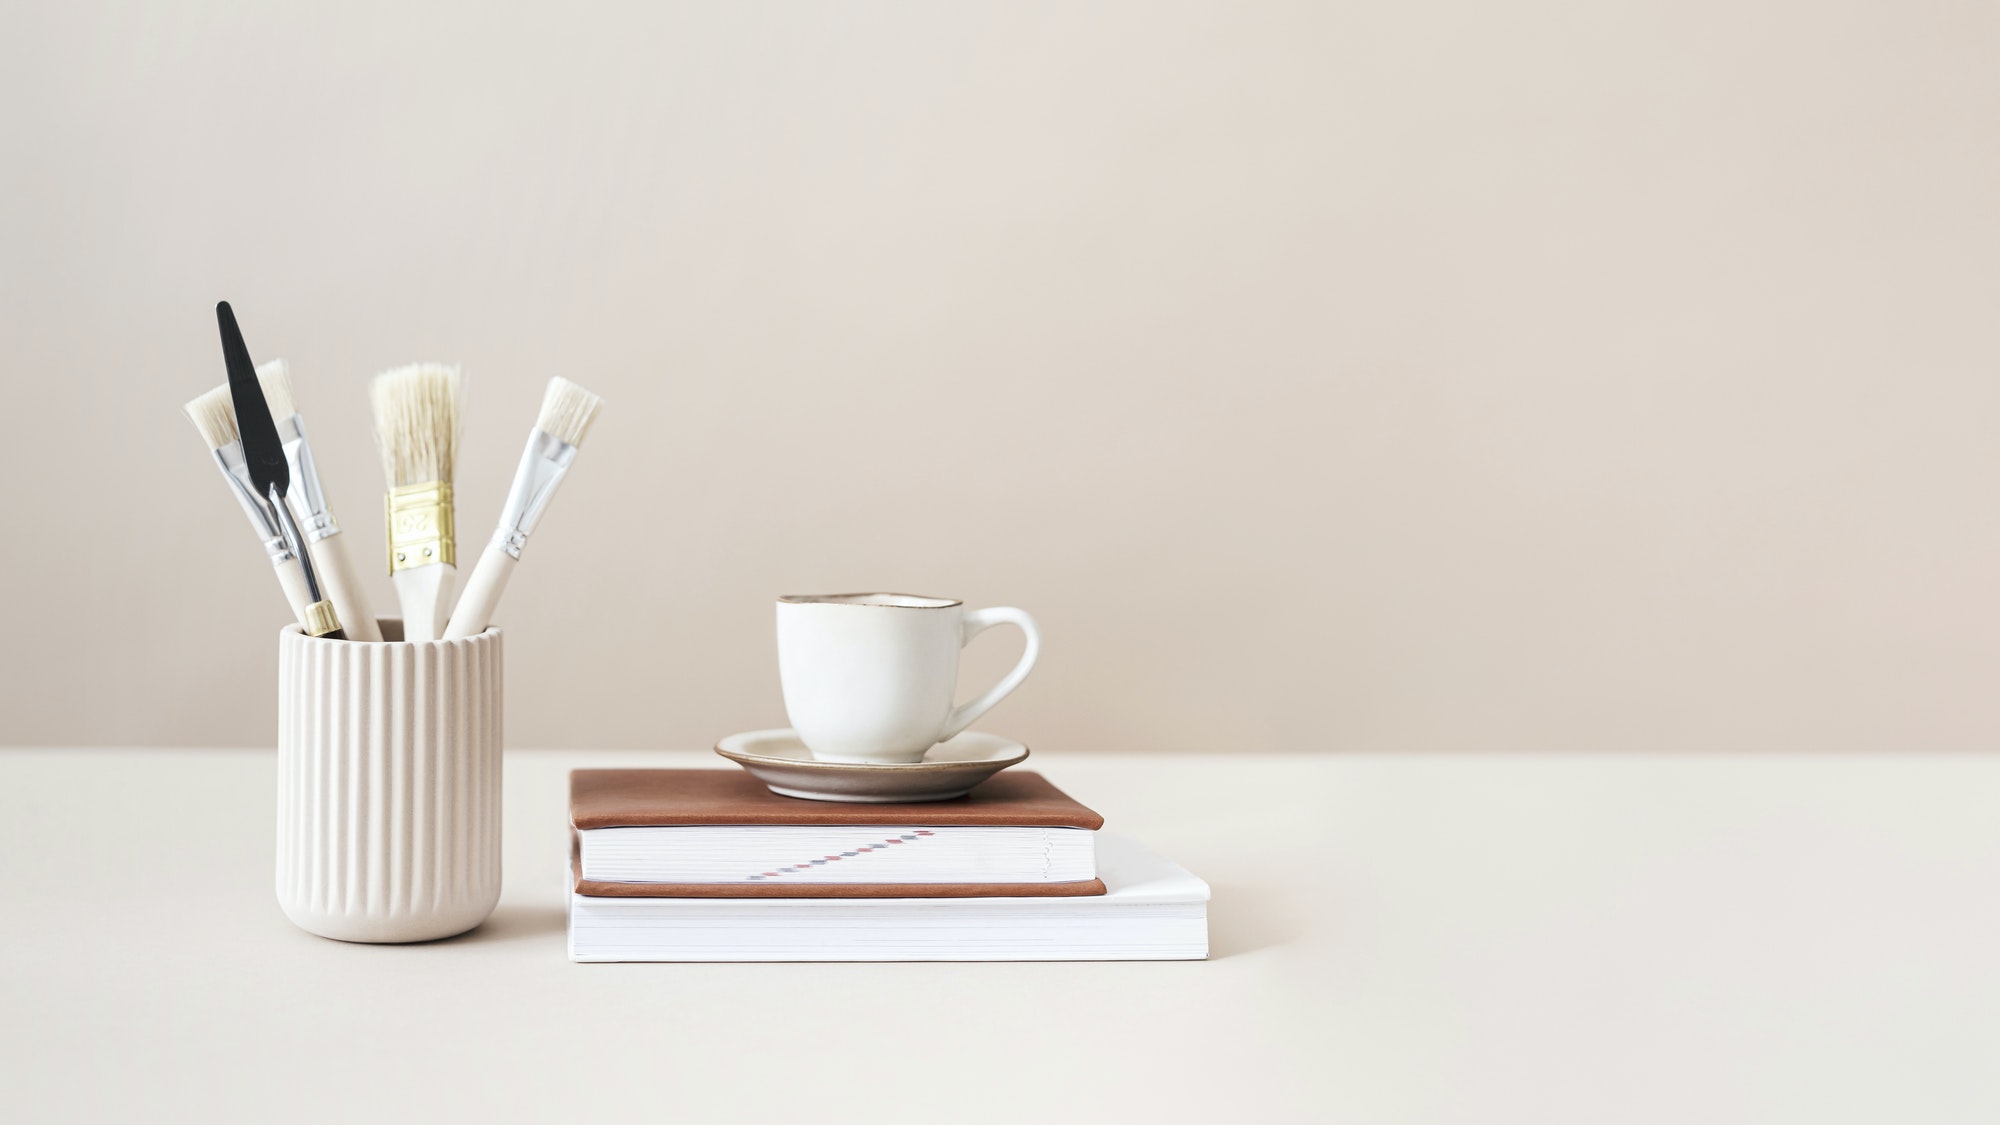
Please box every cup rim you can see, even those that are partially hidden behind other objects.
[279,618,501,646]
[778,593,962,609]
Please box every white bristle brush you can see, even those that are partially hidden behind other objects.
[443,377,603,639]
[182,385,316,623]
[256,361,383,642]
[370,364,462,643]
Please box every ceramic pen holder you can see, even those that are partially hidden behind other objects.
[275,619,503,943]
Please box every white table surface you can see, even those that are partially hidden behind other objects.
[2,748,1996,1123]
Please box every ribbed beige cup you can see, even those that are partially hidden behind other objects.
[276,619,502,943]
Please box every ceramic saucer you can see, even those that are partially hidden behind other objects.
[714,729,1029,803]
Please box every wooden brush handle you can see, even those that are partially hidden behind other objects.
[272,556,314,623]
[391,564,455,643]
[310,533,382,642]
[444,545,514,639]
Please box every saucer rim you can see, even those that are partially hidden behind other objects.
[713,728,1030,772]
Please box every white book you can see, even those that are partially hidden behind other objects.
[568,832,1209,962]
[577,824,1096,885]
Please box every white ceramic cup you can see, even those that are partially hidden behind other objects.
[777,593,1041,764]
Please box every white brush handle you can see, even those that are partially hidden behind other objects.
[310,533,381,642]
[391,564,456,643]
[273,556,313,622]
[444,545,515,639]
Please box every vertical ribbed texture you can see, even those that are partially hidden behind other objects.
[276,623,503,943]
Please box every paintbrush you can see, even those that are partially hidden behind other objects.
[181,385,317,623]
[217,302,344,639]
[371,364,462,643]
[444,377,603,639]
[257,361,383,642]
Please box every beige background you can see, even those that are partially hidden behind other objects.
[1,2,1994,752]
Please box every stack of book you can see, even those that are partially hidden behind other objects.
[567,769,1209,961]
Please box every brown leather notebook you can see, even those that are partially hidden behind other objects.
[570,769,1106,899]
[572,768,1105,830]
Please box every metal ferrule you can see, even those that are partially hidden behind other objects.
[211,442,296,564]
[489,429,579,559]
[300,600,342,638]
[387,482,456,573]
[274,413,341,543]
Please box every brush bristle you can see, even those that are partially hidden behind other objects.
[256,359,295,420]
[370,363,462,486]
[183,384,238,450]
[536,377,603,447]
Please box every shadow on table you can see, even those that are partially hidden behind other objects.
[1206,883,1300,959]
[444,903,568,945]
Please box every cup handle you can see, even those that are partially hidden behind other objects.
[940,607,1041,742]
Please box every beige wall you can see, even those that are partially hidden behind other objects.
[2,2,1995,752]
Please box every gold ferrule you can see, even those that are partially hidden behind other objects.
[386,481,456,573]
[302,600,342,638]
